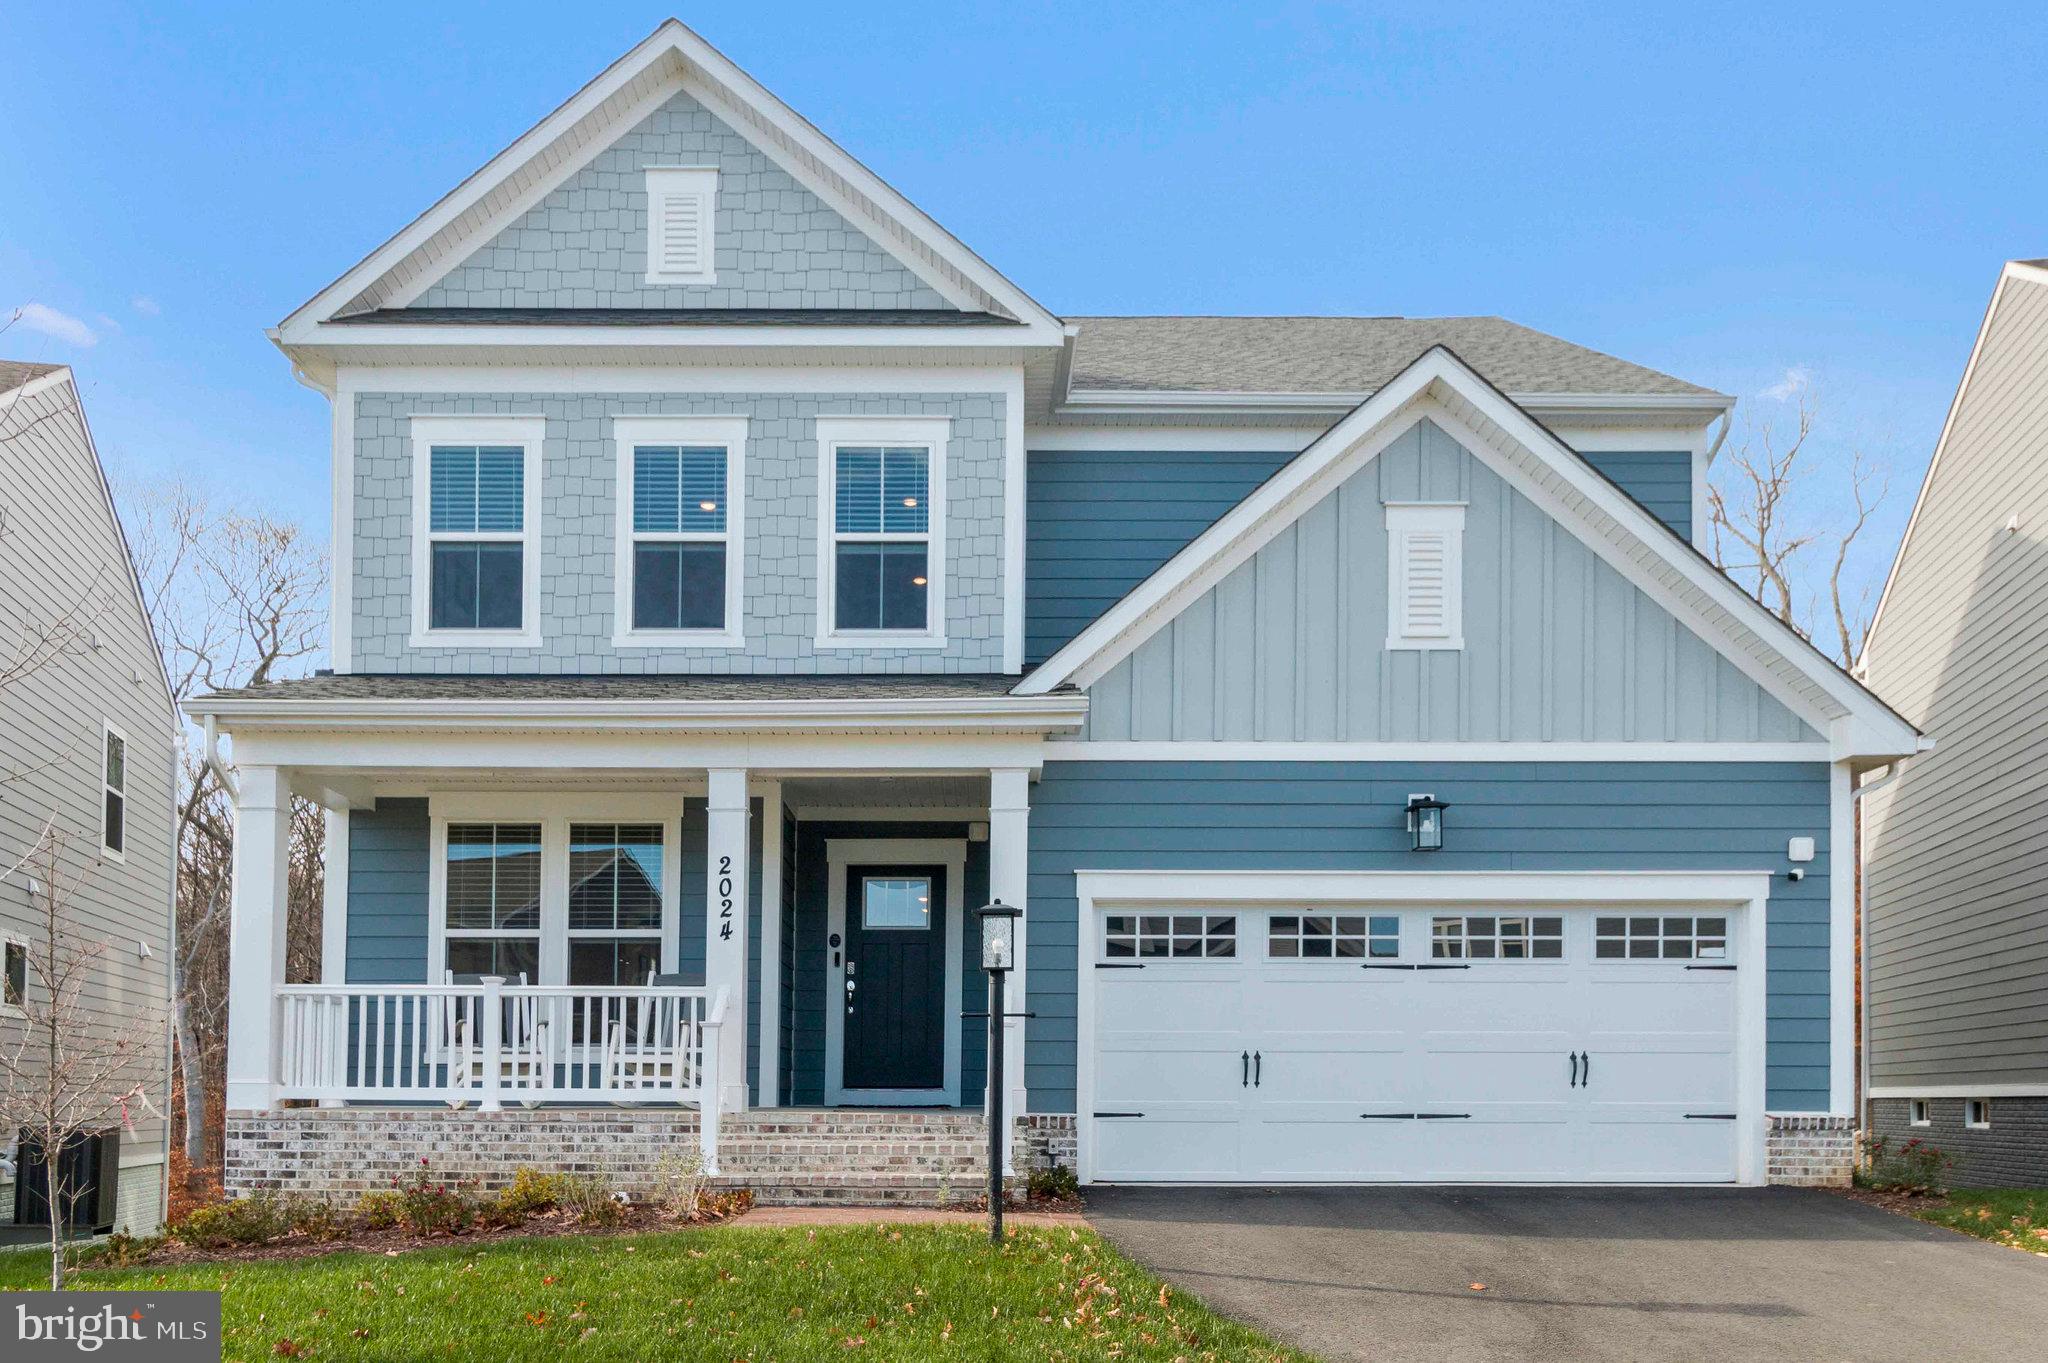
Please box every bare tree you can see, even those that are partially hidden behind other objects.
[1708,395,1890,666]
[0,830,164,1289]
[125,480,327,1171]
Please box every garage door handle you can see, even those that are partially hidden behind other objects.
[1569,1051,1580,1087]
[1582,1051,1590,1086]
[1241,1051,1249,1087]
[1254,1051,1262,1087]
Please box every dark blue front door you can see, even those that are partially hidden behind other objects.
[843,865,947,1091]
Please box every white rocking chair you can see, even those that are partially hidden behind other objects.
[443,972,546,1109]
[601,971,694,1098]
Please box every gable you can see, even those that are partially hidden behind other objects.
[1079,418,1817,744]
[413,89,952,312]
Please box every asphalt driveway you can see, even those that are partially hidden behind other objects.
[1087,1186,2048,1363]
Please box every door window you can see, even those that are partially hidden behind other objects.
[1104,914,1236,959]
[1593,915,1728,960]
[1430,914,1564,960]
[1267,914,1398,959]
[862,876,932,930]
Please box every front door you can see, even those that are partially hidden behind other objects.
[842,865,948,1092]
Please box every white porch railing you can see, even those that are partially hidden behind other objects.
[275,980,728,1166]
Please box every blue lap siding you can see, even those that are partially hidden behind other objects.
[1579,450,1694,541]
[1022,760,1833,1115]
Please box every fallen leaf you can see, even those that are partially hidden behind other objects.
[272,1341,302,1358]
[1470,1283,1488,1292]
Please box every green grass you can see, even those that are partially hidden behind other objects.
[1912,1188,2048,1254]
[0,1223,1311,1362]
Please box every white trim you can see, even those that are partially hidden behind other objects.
[1045,741,1832,763]
[610,415,748,648]
[276,20,1064,344]
[332,385,355,668]
[99,720,129,861]
[426,793,684,986]
[0,932,26,1018]
[1024,425,1324,453]
[1057,387,1737,420]
[407,415,546,649]
[1909,1098,1931,1127]
[1002,369,1025,673]
[1965,1098,1992,1129]
[1019,347,1918,763]
[1829,762,1854,1114]
[756,779,783,1108]
[1384,502,1466,651]
[1870,1084,2048,1100]
[643,167,718,285]
[814,416,949,649]
[822,837,966,1107]
[1072,868,1772,1187]
[788,804,988,822]
[336,364,1023,396]
[321,808,348,985]
[1863,263,2039,664]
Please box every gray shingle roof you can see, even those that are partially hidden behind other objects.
[0,360,64,394]
[334,308,1020,328]
[1064,316,1722,399]
[197,673,1044,704]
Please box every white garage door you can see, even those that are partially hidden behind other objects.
[1090,907,1741,1183]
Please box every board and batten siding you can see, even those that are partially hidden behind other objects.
[1861,270,2048,1090]
[1022,760,1835,1115]
[1077,420,1808,744]
[0,373,176,1234]
[1024,441,1695,668]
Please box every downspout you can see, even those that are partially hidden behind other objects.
[160,726,182,1229]
[1703,405,1733,465]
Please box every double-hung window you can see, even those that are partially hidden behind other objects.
[442,823,543,982]
[816,416,948,646]
[101,725,126,859]
[613,417,746,645]
[411,416,543,647]
[567,823,666,986]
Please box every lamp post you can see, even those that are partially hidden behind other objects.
[976,900,1022,1245]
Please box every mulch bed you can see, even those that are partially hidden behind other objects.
[1829,1186,1950,1216]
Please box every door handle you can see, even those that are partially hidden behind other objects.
[1253,1051,1262,1087]
[1569,1051,1580,1088]
[1582,1052,1591,1087]
[1241,1051,1250,1088]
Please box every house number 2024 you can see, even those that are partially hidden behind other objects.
[718,855,735,940]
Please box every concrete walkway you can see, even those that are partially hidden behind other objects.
[1087,1185,2048,1363]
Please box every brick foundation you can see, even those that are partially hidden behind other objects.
[1765,1114,1856,1186]
[1018,1114,1078,1173]
[1870,1096,2048,1187]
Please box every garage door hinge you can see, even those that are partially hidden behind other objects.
[1360,962,1472,971]
[1685,964,1738,971]
[1095,963,1146,970]
[1683,1112,1738,1120]
[1093,1111,1144,1118]
[1360,1112,1472,1120]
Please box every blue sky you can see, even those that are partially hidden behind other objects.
[4,2,2044,616]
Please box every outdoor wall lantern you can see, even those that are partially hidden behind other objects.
[1406,794,1448,852]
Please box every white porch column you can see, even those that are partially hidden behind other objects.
[756,780,783,1109]
[988,766,1031,1172]
[705,767,752,1113]
[225,765,291,1113]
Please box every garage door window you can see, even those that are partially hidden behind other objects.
[1104,914,1236,959]
[1431,914,1563,960]
[1593,915,1727,960]
[1268,914,1398,959]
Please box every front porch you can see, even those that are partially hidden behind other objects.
[201,677,1085,1199]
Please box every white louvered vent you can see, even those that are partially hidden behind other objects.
[645,167,717,285]
[1386,503,1466,650]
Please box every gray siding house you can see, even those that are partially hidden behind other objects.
[1861,258,2048,1185]
[0,361,178,1235]
[191,20,1920,1201]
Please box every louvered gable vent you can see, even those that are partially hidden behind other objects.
[1385,503,1465,650]
[645,168,717,285]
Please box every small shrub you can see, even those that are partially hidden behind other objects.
[651,1149,708,1221]
[1858,1134,1954,1195]
[1027,1162,1079,1202]
[393,1160,476,1236]
[97,1231,166,1267]
[174,1192,295,1249]
[487,1167,568,1224]
[560,1173,626,1227]
[352,1190,404,1231]
[289,1198,351,1241]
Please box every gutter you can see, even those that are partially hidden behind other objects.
[1056,387,1738,420]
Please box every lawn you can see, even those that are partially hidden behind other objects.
[1912,1188,2048,1254]
[0,1223,1311,1362]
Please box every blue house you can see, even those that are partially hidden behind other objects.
[194,20,1920,1201]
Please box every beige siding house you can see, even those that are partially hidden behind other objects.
[1860,259,2048,1185]
[0,361,178,1235]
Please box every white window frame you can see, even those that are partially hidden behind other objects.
[611,416,747,648]
[99,721,127,862]
[1,933,26,1017]
[409,415,545,649]
[1385,501,1466,651]
[644,167,718,286]
[1909,1098,1931,1128]
[427,794,682,988]
[814,416,949,649]
[1965,1098,1992,1129]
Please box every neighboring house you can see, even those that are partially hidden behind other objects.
[1860,258,2048,1186]
[0,360,178,1235]
[189,20,1920,1201]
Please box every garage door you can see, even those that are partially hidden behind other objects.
[1090,907,1740,1183]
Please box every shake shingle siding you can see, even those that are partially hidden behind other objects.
[1862,271,2048,1091]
